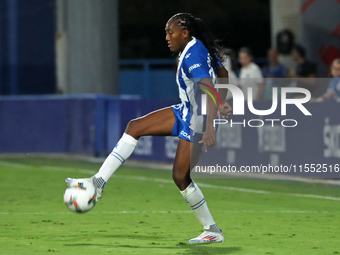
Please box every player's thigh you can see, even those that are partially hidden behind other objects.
[125,107,176,138]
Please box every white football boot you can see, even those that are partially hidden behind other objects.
[189,229,225,243]
[65,177,103,201]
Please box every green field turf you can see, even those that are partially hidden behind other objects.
[1,156,340,255]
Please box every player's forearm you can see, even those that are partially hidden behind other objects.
[199,78,218,127]
[218,88,229,102]
[206,95,218,128]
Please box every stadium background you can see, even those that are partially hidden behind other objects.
[0,0,339,168]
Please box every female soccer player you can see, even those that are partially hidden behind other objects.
[67,13,231,243]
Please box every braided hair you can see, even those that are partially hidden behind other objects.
[170,13,222,68]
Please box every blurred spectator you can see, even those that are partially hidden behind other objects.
[262,48,287,100]
[290,44,317,78]
[315,59,340,102]
[262,49,287,78]
[238,47,264,101]
[289,44,318,96]
[218,48,239,100]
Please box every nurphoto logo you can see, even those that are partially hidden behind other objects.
[200,82,312,128]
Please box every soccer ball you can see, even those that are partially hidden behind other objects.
[63,179,97,213]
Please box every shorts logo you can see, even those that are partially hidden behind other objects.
[188,63,201,73]
[180,130,190,139]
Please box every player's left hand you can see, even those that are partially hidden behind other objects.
[218,102,232,118]
[199,126,216,152]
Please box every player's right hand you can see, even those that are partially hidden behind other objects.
[199,126,216,152]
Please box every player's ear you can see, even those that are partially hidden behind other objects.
[182,29,189,39]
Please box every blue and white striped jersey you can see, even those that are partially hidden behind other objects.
[176,37,220,133]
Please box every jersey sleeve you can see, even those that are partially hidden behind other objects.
[182,47,211,80]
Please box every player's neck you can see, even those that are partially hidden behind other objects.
[180,38,193,53]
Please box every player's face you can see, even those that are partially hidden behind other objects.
[239,52,252,67]
[165,19,189,53]
[331,62,340,77]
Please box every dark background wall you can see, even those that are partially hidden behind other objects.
[119,0,271,59]
[0,0,55,95]
[0,0,271,95]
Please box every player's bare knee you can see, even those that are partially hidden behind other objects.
[125,119,141,139]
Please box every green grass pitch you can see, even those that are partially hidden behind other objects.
[1,156,340,255]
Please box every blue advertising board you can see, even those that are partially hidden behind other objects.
[0,95,339,179]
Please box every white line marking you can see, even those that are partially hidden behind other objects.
[1,210,340,215]
[42,166,96,175]
[289,193,340,201]
[113,175,270,194]
[113,175,340,201]
[124,160,340,186]
[2,161,340,201]
[195,182,270,194]
[0,161,31,169]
